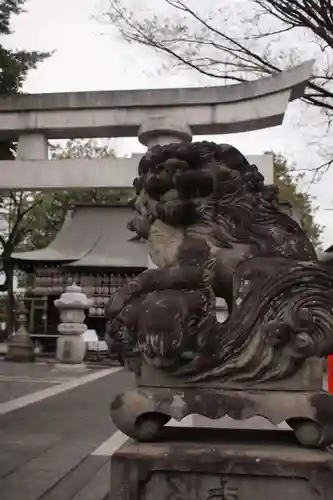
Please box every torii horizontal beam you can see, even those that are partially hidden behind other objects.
[0,61,313,140]
[0,154,274,191]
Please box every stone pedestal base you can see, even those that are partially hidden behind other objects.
[56,335,86,364]
[110,427,333,500]
[111,386,333,447]
[5,333,35,362]
[53,363,88,374]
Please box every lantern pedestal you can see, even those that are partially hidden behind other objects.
[54,362,88,374]
[56,334,86,365]
[5,331,35,363]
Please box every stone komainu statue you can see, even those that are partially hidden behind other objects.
[106,141,333,384]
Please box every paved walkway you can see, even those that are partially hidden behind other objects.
[0,363,132,500]
[0,359,328,500]
[0,361,96,404]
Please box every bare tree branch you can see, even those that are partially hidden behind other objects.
[102,0,333,178]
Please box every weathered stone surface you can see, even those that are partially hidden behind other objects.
[5,340,35,363]
[6,302,35,363]
[110,427,333,500]
[0,61,313,140]
[106,141,333,384]
[138,118,192,147]
[110,385,333,446]
[0,154,273,191]
[56,336,86,365]
[106,140,333,446]
[138,358,324,391]
[17,133,48,160]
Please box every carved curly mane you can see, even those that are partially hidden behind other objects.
[132,141,315,264]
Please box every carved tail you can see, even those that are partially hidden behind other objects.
[189,259,333,382]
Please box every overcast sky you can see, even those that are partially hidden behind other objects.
[5,0,333,247]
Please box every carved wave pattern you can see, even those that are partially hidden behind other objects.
[186,262,333,382]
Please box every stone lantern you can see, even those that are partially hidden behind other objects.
[6,300,35,362]
[54,283,92,365]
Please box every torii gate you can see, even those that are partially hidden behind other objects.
[0,60,313,191]
[6,59,331,384]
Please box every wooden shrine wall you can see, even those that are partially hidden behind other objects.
[32,266,140,319]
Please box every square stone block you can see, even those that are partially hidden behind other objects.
[110,427,333,500]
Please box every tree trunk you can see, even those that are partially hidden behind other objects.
[5,263,15,338]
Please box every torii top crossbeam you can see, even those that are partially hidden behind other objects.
[0,61,313,192]
[0,61,313,140]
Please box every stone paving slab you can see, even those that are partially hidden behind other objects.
[71,461,110,500]
[0,368,133,500]
[0,360,92,380]
[0,361,99,403]
[37,455,109,500]
[0,380,57,403]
